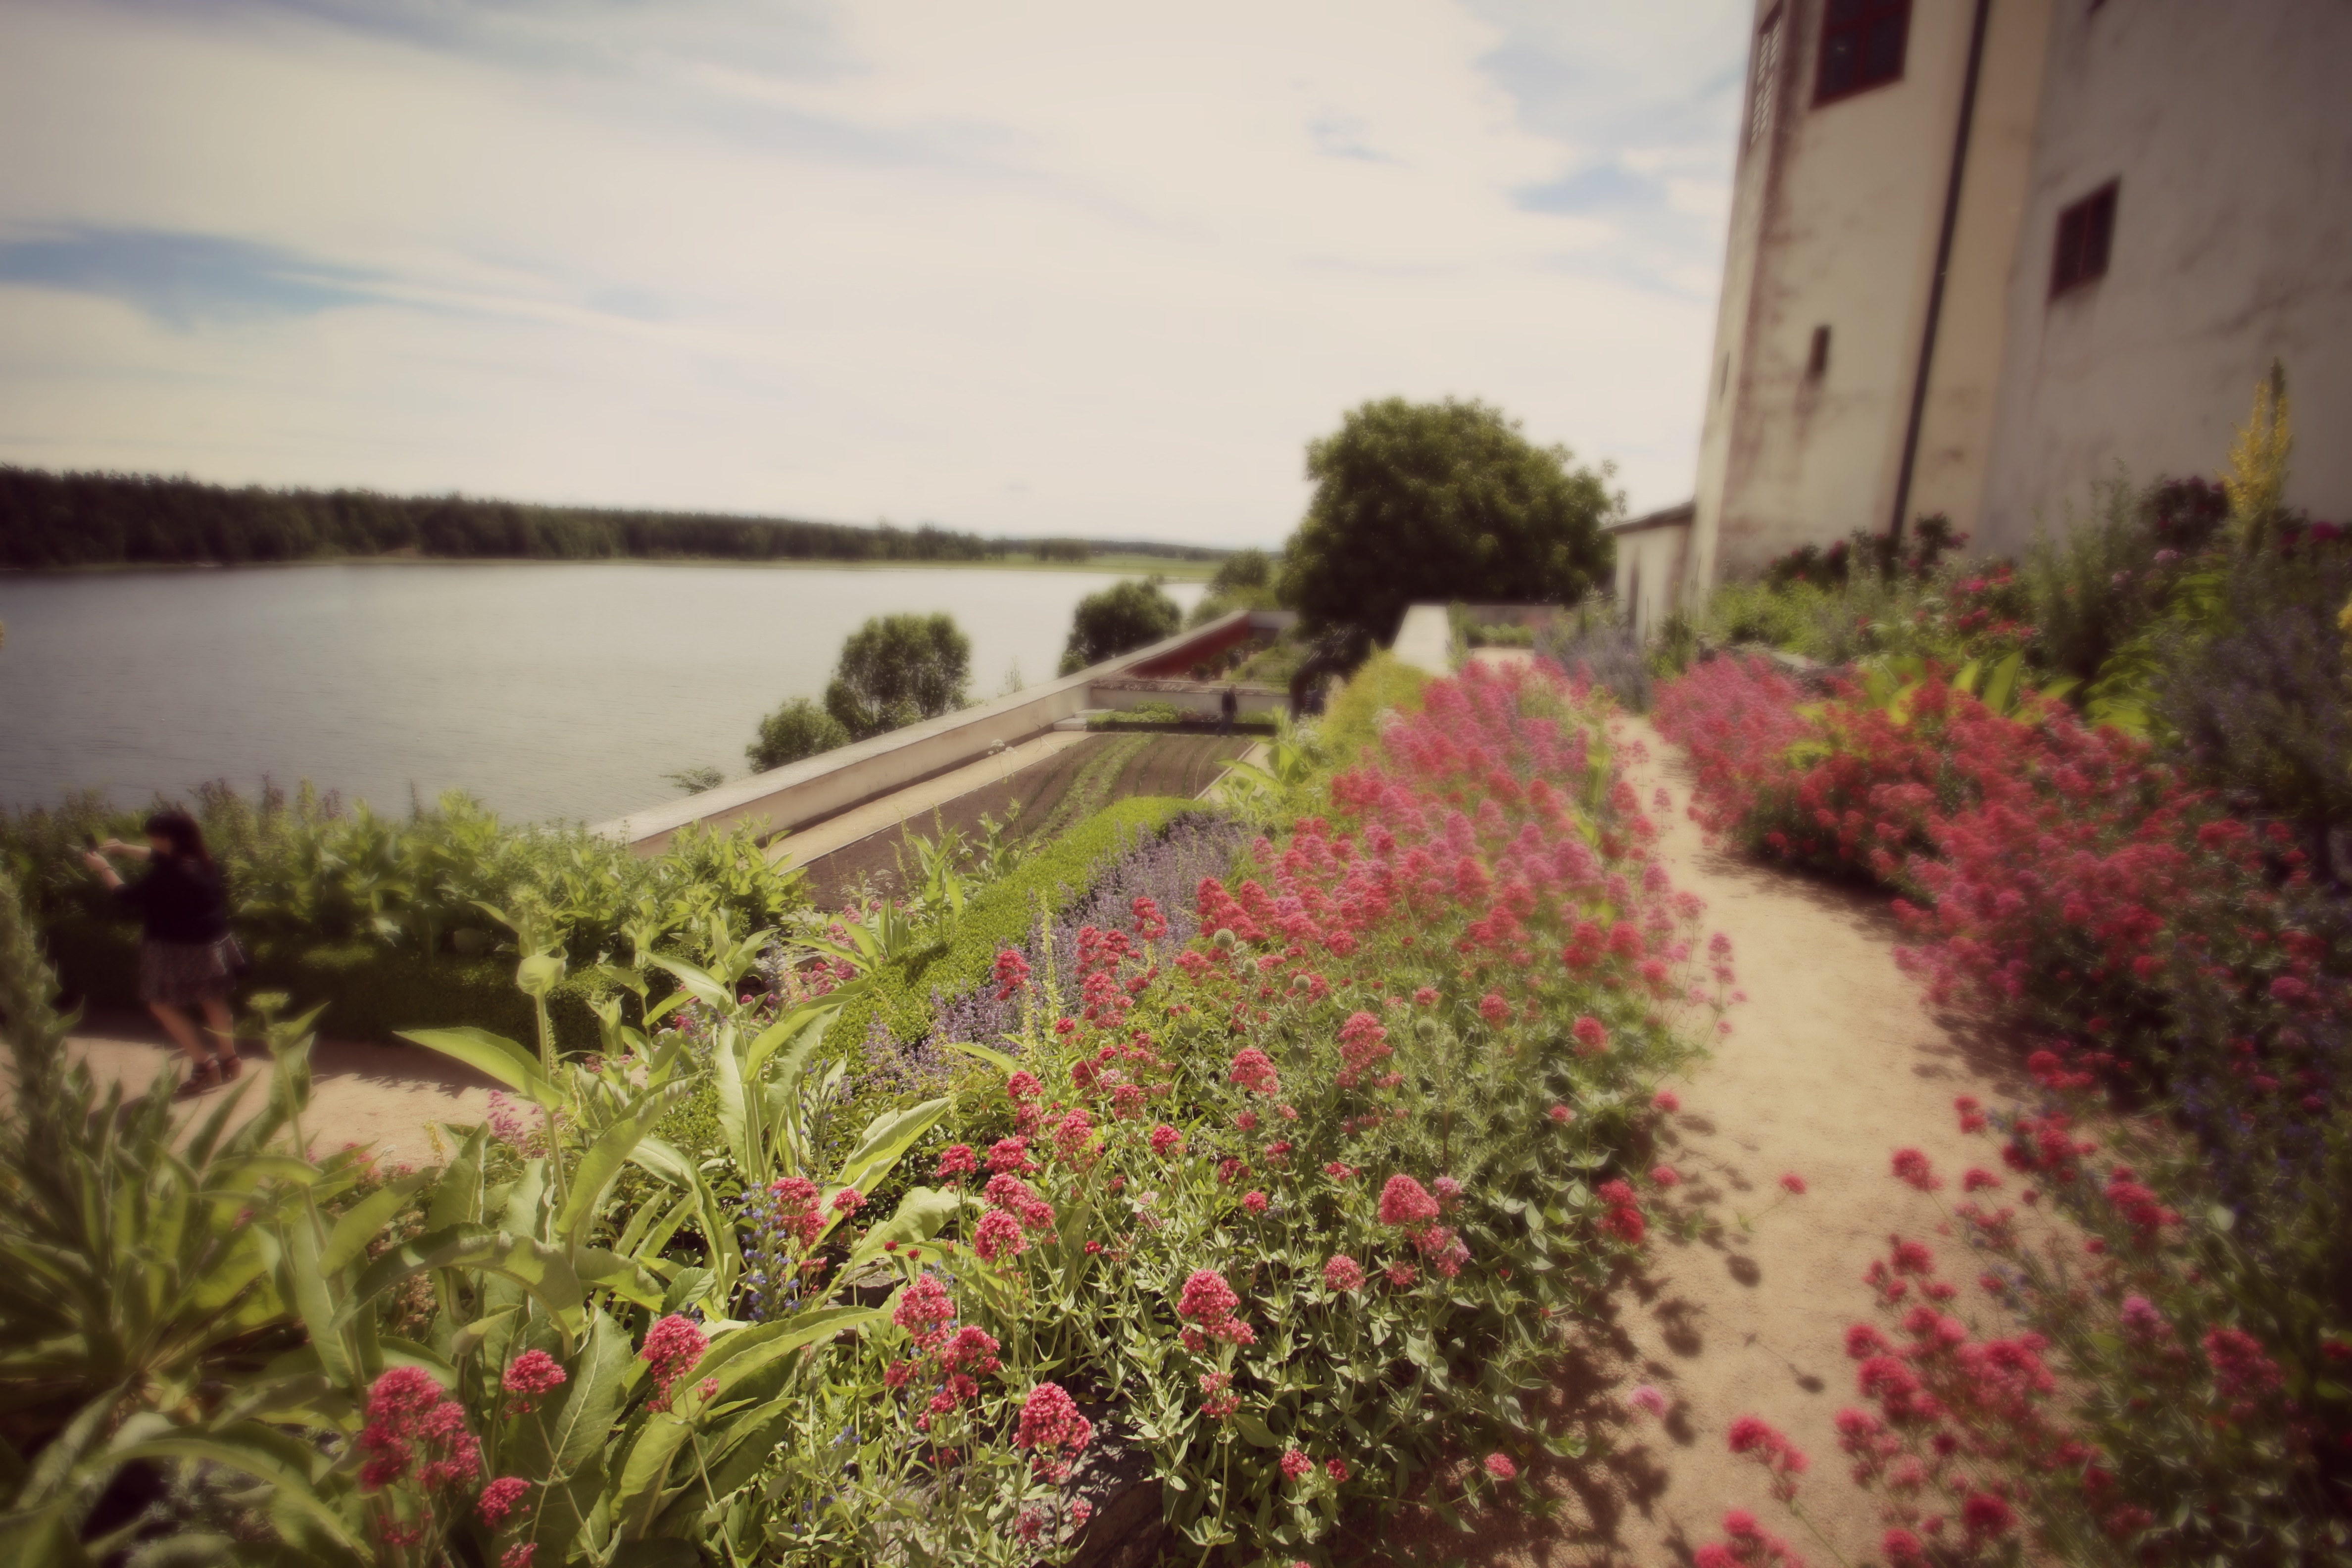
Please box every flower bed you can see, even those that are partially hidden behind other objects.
[864,659,1729,1560]
[1654,655,2352,1562]
[0,656,1730,1566]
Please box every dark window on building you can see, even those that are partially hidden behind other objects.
[1815,0,1910,103]
[2051,182,2117,296]
[1807,325,1832,379]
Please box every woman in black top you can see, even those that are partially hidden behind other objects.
[83,809,242,1094]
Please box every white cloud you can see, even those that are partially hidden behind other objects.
[0,0,1747,543]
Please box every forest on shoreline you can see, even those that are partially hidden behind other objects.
[0,465,1225,571]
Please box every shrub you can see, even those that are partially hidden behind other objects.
[2021,475,2228,689]
[1058,579,1182,674]
[2155,539,2352,841]
[747,695,851,771]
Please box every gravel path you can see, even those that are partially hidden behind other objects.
[1361,716,2030,1567]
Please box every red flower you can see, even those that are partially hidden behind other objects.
[1323,1254,1366,1291]
[1149,1124,1184,1156]
[1177,1268,1240,1324]
[1778,1172,1807,1195]
[992,948,1032,1000]
[1228,1048,1281,1095]
[477,1476,530,1527]
[639,1315,709,1411]
[1279,1447,1312,1482]
[1483,1453,1517,1481]
[1891,1148,1941,1191]
[1377,1175,1440,1226]
[1015,1382,1094,1482]
[974,1202,1032,1257]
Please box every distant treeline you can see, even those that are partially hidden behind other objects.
[0,467,1226,570]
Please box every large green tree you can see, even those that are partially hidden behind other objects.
[1186,548,1283,627]
[1277,398,1617,644]
[822,613,973,739]
[1058,579,1182,674]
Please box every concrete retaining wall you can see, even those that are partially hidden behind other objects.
[596,609,1287,854]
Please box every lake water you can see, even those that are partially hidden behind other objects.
[0,562,1204,825]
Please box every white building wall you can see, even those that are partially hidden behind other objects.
[1977,0,2352,552]
[1691,0,2055,596]
[1612,520,1693,639]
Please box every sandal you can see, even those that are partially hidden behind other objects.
[175,1058,223,1099]
[216,1053,244,1084]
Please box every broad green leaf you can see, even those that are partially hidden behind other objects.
[557,1084,694,1250]
[395,1027,550,1102]
[625,1136,696,1191]
[944,1040,1020,1076]
[320,1171,432,1276]
[426,1124,490,1234]
[847,1186,961,1266]
[448,1307,519,1367]
[833,1097,952,1193]
[646,953,731,1014]
[743,998,836,1083]
[575,1247,665,1310]
[1982,649,2023,715]
[113,1427,364,1556]
[1951,657,1982,695]
[611,1414,696,1540]
[343,1225,585,1337]
[703,1307,884,1406]
[282,1217,354,1394]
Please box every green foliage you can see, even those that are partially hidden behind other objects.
[823,613,973,740]
[745,695,851,772]
[3,784,806,1047]
[1315,650,1427,772]
[826,796,1203,1051]
[1186,547,1284,627]
[2020,475,2225,691]
[1056,578,1182,675]
[2154,539,2352,834]
[660,765,725,795]
[1277,397,1617,647]
[0,465,998,569]
[0,887,979,1565]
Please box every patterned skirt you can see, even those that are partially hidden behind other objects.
[139,937,236,1007]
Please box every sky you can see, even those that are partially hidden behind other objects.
[0,0,1750,548]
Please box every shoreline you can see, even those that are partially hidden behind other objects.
[0,552,1220,582]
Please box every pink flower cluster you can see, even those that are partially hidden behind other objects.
[358,1366,483,1495]
[1014,1381,1094,1482]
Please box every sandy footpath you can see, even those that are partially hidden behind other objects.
[47,1010,496,1168]
[1362,716,2030,1567]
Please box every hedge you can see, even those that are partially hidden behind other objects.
[44,916,616,1051]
